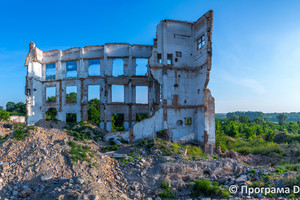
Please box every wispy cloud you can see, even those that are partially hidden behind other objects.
[220,70,266,94]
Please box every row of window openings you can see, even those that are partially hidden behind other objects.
[46,58,149,80]
[46,112,148,128]
[156,35,205,64]
[46,85,148,104]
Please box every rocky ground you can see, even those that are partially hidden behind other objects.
[0,120,299,200]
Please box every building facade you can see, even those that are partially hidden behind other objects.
[25,10,215,152]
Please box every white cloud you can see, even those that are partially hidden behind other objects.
[220,70,266,94]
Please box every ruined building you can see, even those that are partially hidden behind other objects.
[25,10,215,152]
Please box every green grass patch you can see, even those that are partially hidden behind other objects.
[276,163,300,172]
[68,141,95,164]
[0,135,8,144]
[191,179,229,198]
[227,138,283,156]
[158,182,176,199]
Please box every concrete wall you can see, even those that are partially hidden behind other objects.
[25,10,215,152]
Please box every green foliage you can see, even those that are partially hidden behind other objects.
[276,163,300,172]
[277,114,288,125]
[66,113,77,123]
[228,139,283,156]
[6,102,26,116]
[191,179,229,198]
[66,121,104,142]
[14,126,30,140]
[158,182,176,199]
[66,92,77,103]
[226,111,264,121]
[67,141,95,164]
[88,98,100,125]
[136,113,148,122]
[0,135,8,144]
[185,145,207,160]
[47,96,56,103]
[161,182,169,189]
[112,113,124,131]
[101,144,119,152]
[0,110,10,120]
[46,108,57,120]
[239,115,250,123]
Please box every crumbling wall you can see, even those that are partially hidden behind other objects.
[25,10,215,151]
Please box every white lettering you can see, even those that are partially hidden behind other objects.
[241,186,248,194]
[294,186,300,193]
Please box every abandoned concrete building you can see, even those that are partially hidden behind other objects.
[25,10,215,152]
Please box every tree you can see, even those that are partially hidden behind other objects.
[47,96,56,103]
[6,102,16,112]
[46,108,57,120]
[239,115,250,123]
[0,110,9,121]
[88,98,100,125]
[66,92,77,103]
[277,114,288,125]
[0,106,3,110]
[14,102,26,116]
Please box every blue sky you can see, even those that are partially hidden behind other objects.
[0,0,299,113]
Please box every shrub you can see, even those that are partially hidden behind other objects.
[185,145,207,160]
[0,110,9,121]
[68,141,95,164]
[0,135,8,144]
[158,181,176,199]
[14,127,30,140]
[191,179,229,198]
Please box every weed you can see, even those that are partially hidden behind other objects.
[68,141,95,164]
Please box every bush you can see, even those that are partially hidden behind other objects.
[185,145,207,160]
[68,141,95,164]
[14,126,30,140]
[158,181,176,199]
[0,110,9,121]
[191,179,229,198]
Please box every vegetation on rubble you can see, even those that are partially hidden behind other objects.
[0,134,8,144]
[158,182,176,198]
[13,123,31,140]
[67,140,96,165]
[190,179,230,198]
[65,121,104,142]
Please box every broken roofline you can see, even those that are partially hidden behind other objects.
[25,10,215,153]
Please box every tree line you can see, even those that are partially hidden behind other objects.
[0,102,26,120]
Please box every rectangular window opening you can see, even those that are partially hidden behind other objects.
[88,59,100,76]
[66,61,77,78]
[197,34,206,49]
[112,85,124,102]
[136,58,148,76]
[167,54,173,65]
[112,59,124,76]
[66,113,77,123]
[185,117,192,125]
[176,51,182,57]
[88,85,100,125]
[112,113,124,131]
[46,63,56,80]
[136,86,148,104]
[66,86,77,103]
[136,113,148,123]
[46,87,56,103]
[157,53,162,64]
